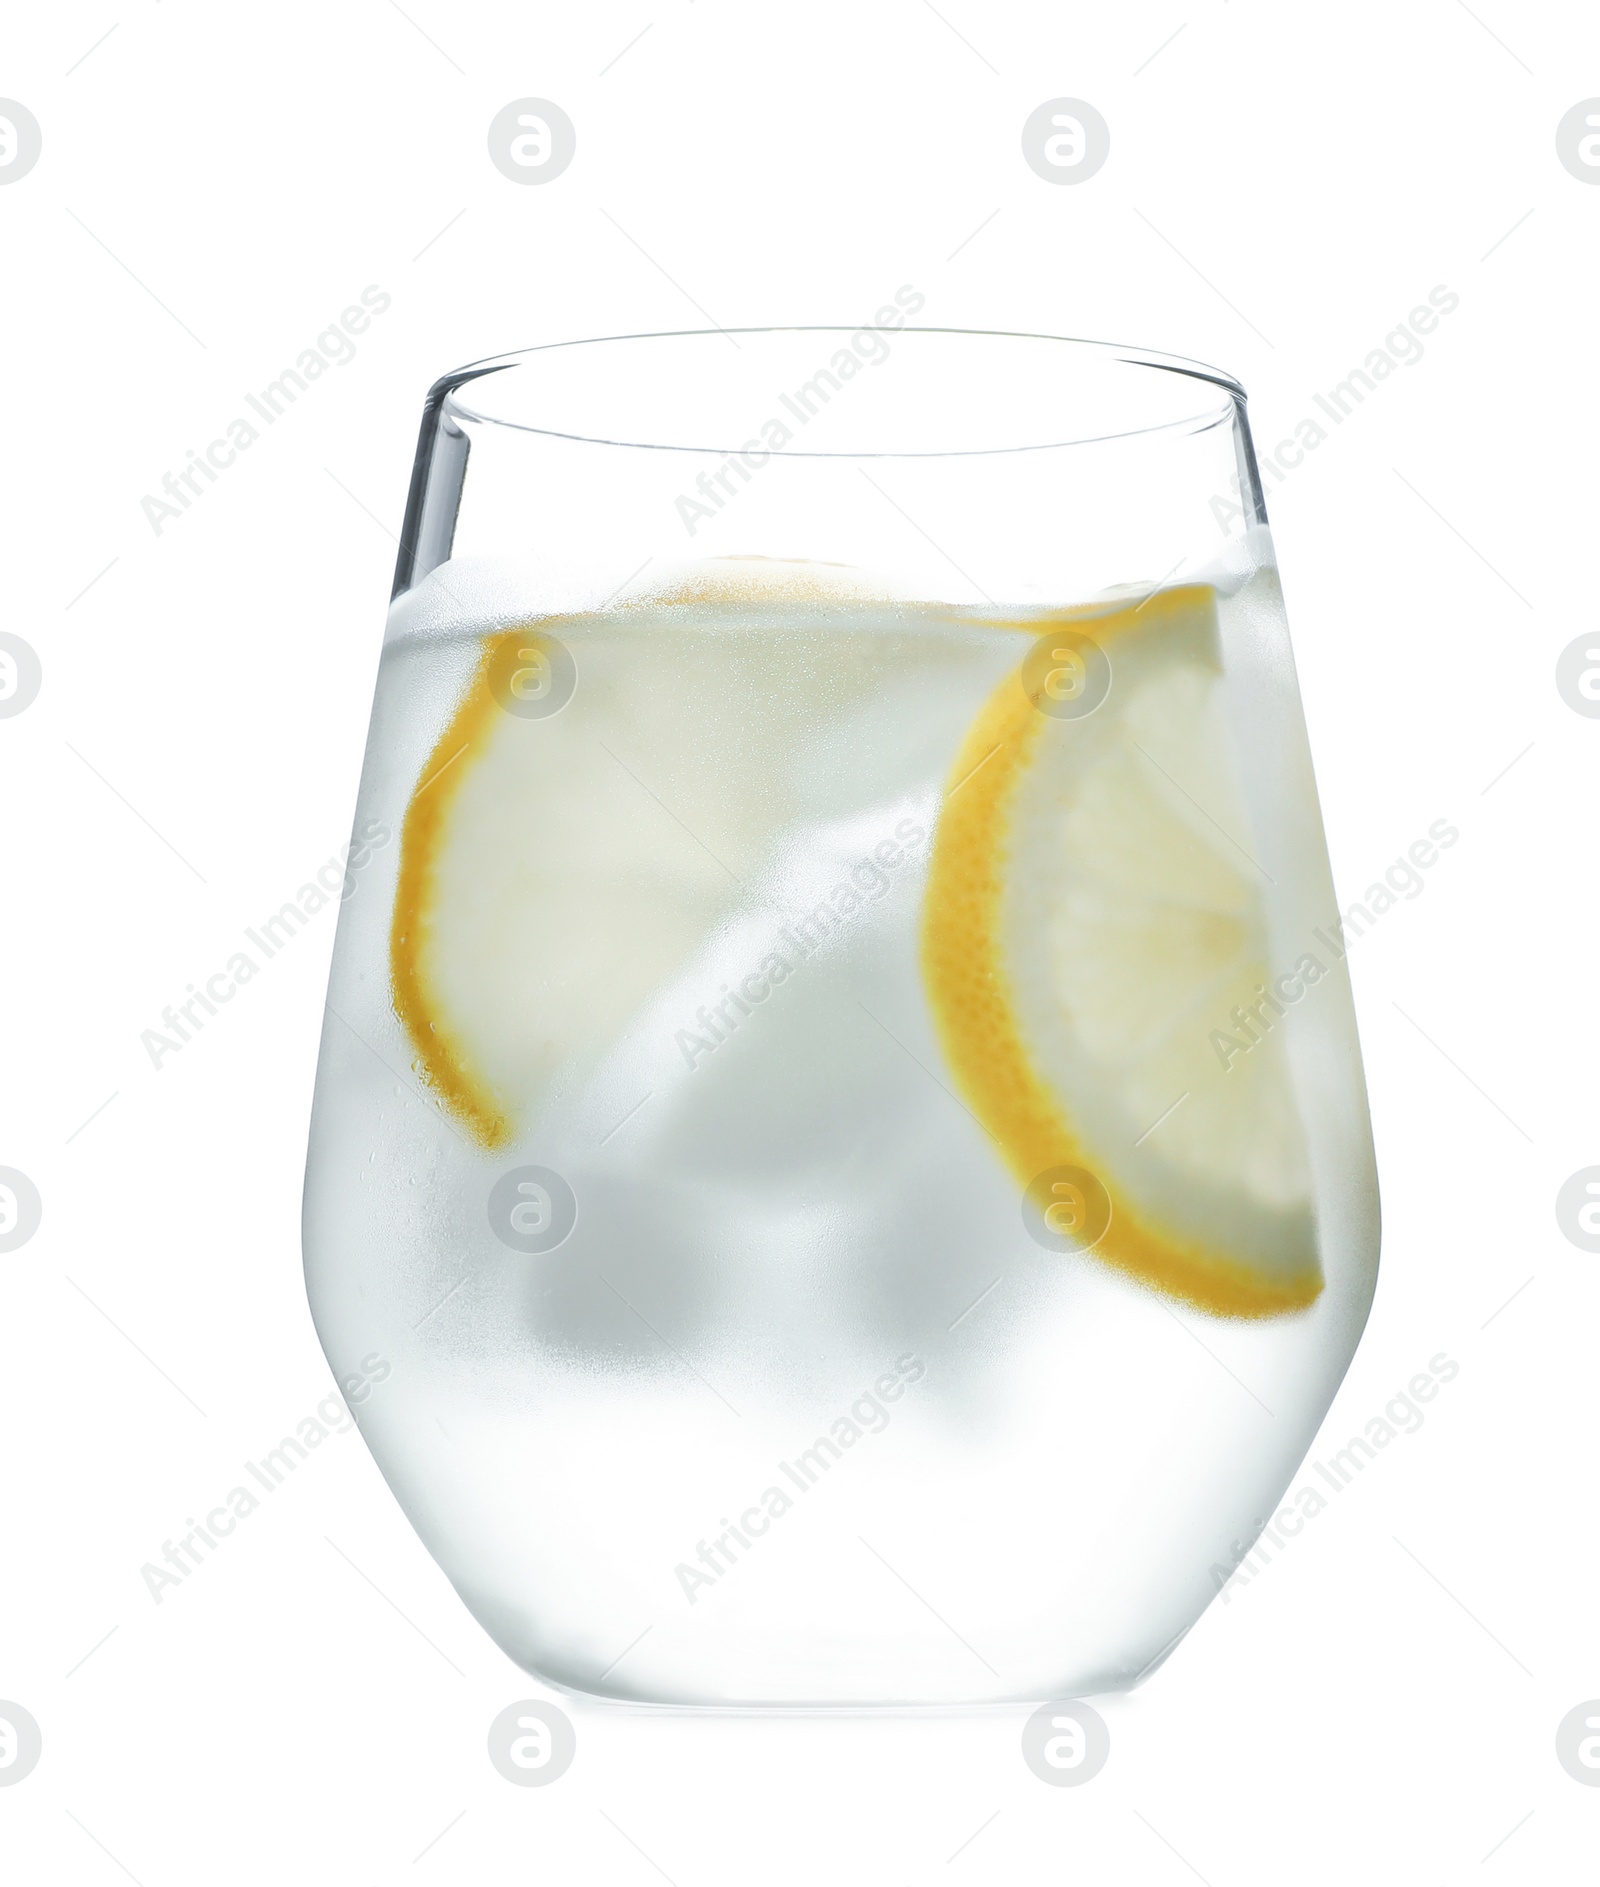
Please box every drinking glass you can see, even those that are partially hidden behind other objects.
[303,326,1380,1706]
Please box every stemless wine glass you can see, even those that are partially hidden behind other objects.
[303,327,1379,1707]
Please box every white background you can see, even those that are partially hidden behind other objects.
[3,2,1598,1881]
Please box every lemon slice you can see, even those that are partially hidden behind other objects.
[390,562,920,1148]
[920,584,1321,1318]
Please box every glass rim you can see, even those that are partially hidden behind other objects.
[433,325,1246,461]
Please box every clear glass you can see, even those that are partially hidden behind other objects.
[303,327,1380,1707]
